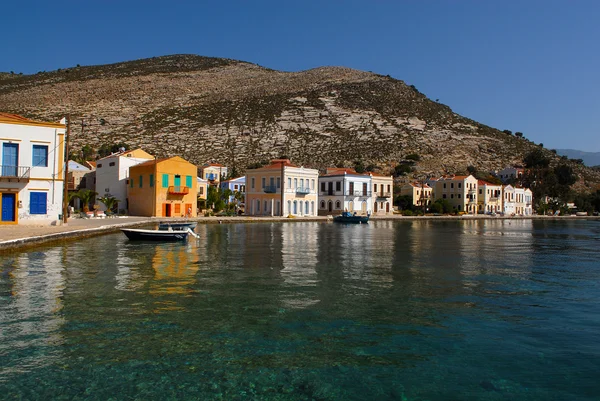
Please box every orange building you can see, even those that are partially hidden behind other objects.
[127,156,197,217]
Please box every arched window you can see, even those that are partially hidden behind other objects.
[287,200,291,215]
[335,201,341,209]
[305,201,309,215]
[311,201,314,215]
[320,201,325,209]
[293,200,297,215]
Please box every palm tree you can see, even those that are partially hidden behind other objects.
[72,189,98,213]
[97,195,120,214]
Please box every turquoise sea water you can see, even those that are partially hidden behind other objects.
[1,219,599,400]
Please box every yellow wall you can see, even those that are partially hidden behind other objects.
[128,156,198,217]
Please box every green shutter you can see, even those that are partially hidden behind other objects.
[150,174,154,187]
[162,174,169,188]
[186,175,192,187]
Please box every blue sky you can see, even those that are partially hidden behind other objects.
[3,0,599,151]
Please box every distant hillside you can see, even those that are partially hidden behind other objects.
[1,54,599,191]
[555,149,600,167]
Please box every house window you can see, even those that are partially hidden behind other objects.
[174,204,181,214]
[29,192,47,214]
[320,201,325,209]
[234,185,238,190]
[199,187,204,195]
[321,182,326,192]
[150,174,154,187]
[139,175,143,188]
[451,183,454,188]
[251,177,255,189]
[443,183,446,188]
[336,181,341,191]
[387,185,391,192]
[276,177,281,188]
[97,164,102,168]
[458,183,461,188]
[458,194,461,198]
[32,145,48,167]
[479,189,483,195]
[262,177,266,188]
[443,194,447,199]
[451,194,454,199]
[374,184,378,192]
[130,177,134,188]
[162,174,169,188]
[186,175,192,188]
[109,162,115,167]
[288,178,291,188]
[335,201,341,209]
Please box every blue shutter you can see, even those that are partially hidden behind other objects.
[162,174,169,188]
[32,145,48,167]
[186,175,192,187]
[30,192,47,214]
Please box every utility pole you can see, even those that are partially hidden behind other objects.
[62,115,70,225]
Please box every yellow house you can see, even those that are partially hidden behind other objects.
[434,175,478,213]
[370,173,395,215]
[127,156,197,217]
[400,182,432,207]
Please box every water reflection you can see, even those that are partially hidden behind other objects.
[0,249,65,378]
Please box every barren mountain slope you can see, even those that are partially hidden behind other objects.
[1,54,598,189]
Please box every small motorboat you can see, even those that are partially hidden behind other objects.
[158,221,198,231]
[121,227,199,241]
[333,211,370,224]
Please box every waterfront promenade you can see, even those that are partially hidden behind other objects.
[1,214,596,252]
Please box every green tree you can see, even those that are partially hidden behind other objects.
[524,148,550,169]
[72,189,98,213]
[97,195,120,214]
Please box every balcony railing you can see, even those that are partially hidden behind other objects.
[263,185,278,193]
[345,190,372,197]
[168,186,189,195]
[376,192,391,198]
[296,187,311,194]
[0,165,31,181]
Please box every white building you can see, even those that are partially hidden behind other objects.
[503,185,516,215]
[318,168,372,215]
[0,113,66,225]
[94,148,154,212]
[496,167,525,183]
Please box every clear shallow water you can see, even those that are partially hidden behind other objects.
[1,219,599,400]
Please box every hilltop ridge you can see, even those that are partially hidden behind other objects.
[0,54,598,190]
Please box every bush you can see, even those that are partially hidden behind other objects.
[402,210,414,216]
[405,154,421,162]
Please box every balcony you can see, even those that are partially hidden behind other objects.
[345,190,372,197]
[67,177,76,190]
[296,187,311,194]
[0,165,31,181]
[207,173,217,181]
[263,185,277,193]
[168,186,189,195]
[376,192,391,199]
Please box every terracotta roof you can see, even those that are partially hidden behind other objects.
[0,112,65,128]
[203,163,224,167]
[321,167,368,177]
[369,172,393,178]
[251,159,298,170]
[409,182,431,188]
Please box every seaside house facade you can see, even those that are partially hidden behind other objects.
[400,182,432,208]
[245,159,318,217]
[197,177,208,211]
[95,148,154,213]
[502,185,516,215]
[477,180,503,214]
[370,173,394,215]
[127,156,197,217]
[434,175,478,214]
[318,168,372,215]
[220,176,246,204]
[0,113,66,225]
[199,163,228,186]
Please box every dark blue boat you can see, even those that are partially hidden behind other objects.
[121,227,197,241]
[333,211,370,224]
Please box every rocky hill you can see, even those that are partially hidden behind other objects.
[1,54,598,190]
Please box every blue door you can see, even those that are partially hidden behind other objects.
[2,143,18,177]
[174,175,181,189]
[2,193,16,222]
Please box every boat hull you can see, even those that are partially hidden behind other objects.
[158,222,198,231]
[121,228,189,241]
[333,215,369,224]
